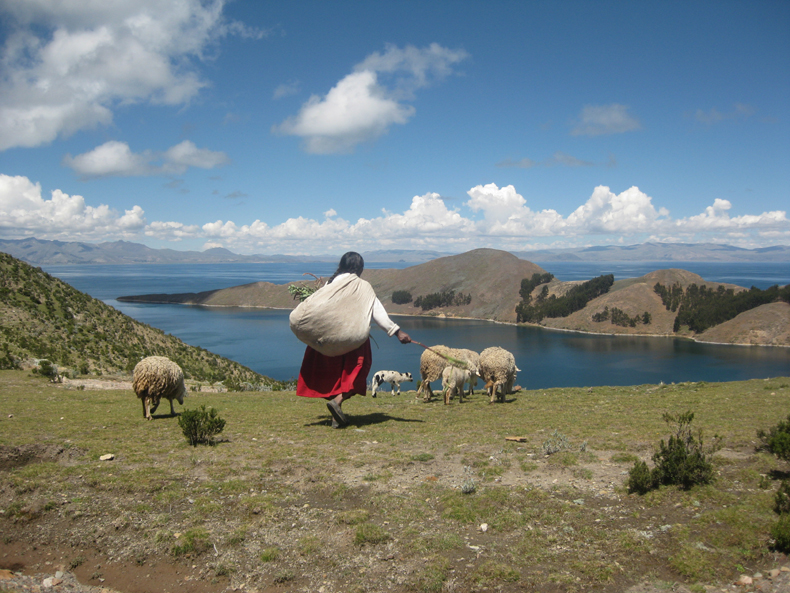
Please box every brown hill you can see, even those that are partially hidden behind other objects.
[539,269,782,344]
[119,249,547,323]
[697,302,790,346]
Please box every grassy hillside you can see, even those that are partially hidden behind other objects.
[0,252,281,388]
[1,371,790,592]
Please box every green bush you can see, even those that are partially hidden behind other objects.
[758,415,790,461]
[178,405,226,446]
[627,411,718,494]
[775,480,790,515]
[391,290,413,304]
[626,460,655,495]
[771,514,790,552]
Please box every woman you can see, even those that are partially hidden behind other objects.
[296,252,411,428]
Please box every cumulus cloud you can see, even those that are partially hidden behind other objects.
[571,104,641,136]
[0,0,264,150]
[63,140,229,178]
[3,174,787,250]
[0,173,146,238]
[273,43,468,154]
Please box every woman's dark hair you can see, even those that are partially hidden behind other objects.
[329,251,364,282]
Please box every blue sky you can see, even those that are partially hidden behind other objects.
[0,0,788,255]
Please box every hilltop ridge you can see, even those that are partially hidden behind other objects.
[118,248,790,346]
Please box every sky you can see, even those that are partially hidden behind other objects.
[0,0,788,256]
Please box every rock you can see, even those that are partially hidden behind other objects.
[737,575,753,586]
[479,523,488,532]
[99,453,114,461]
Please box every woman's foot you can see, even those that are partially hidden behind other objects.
[327,399,348,427]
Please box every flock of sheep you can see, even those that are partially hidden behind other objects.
[369,344,520,405]
[131,345,519,420]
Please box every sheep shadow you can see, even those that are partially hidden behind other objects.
[149,411,181,420]
[305,413,424,429]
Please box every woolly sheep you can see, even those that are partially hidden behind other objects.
[418,345,480,402]
[442,365,470,405]
[417,345,461,402]
[371,370,413,397]
[132,356,186,420]
[456,349,480,396]
[478,347,519,404]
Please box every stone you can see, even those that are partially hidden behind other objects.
[99,454,115,461]
[737,575,753,586]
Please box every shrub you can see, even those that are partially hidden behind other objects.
[391,290,412,304]
[758,415,790,461]
[627,411,718,494]
[178,405,226,446]
[626,460,655,495]
[775,480,790,515]
[771,514,790,553]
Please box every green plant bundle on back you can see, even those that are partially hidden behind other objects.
[178,405,226,446]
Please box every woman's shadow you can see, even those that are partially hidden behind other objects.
[306,412,424,428]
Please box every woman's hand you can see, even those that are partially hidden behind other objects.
[396,329,411,344]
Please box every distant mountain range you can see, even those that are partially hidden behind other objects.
[0,237,788,265]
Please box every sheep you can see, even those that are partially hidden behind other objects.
[371,370,413,397]
[132,356,186,420]
[456,349,480,396]
[478,347,519,404]
[418,345,480,402]
[442,365,470,405]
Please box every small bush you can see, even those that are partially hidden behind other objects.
[776,481,790,515]
[758,415,790,460]
[626,460,654,495]
[354,523,390,546]
[627,411,718,494]
[391,290,413,304]
[771,514,790,552]
[178,405,226,446]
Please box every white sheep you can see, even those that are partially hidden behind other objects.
[478,347,519,404]
[442,365,470,405]
[456,349,480,396]
[417,345,461,402]
[371,370,413,397]
[132,356,186,420]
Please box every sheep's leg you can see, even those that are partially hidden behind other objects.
[458,387,463,404]
[169,397,176,416]
[443,386,450,405]
[145,397,154,420]
[150,399,160,415]
[141,397,148,418]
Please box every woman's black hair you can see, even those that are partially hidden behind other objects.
[329,251,364,282]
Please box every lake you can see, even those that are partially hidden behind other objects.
[41,261,790,388]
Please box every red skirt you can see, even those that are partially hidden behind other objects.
[296,339,372,398]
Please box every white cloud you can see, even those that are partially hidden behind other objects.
[0,173,146,237]
[571,104,641,136]
[63,140,229,178]
[273,43,468,154]
[0,0,263,150]
[3,174,787,251]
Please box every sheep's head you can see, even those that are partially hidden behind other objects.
[175,383,187,405]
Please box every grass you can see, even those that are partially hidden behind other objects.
[1,370,790,592]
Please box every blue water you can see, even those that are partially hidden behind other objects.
[41,261,790,387]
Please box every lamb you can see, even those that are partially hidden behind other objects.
[418,345,481,402]
[478,347,519,404]
[371,370,413,397]
[132,356,187,420]
[442,365,470,405]
[456,349,480,396]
